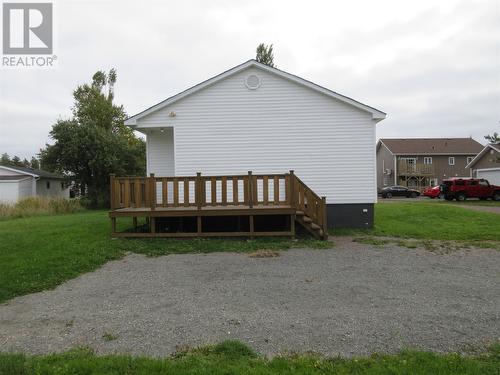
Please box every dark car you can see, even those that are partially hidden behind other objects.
[380,186,420,198]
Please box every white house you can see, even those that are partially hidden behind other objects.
[124,60,386,228]
[466,143,500,185]
[0,165,69,203]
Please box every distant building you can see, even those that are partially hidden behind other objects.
[466,143,500,185]
[0,165,69,203]
[376,138,483,190]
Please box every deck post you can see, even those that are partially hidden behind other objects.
[248,171,253,208]
[149,173,156,211]
[196,172,202,210]
[290,214,296,239]
[322,196,327,239]
[249,215,254,239]
[109,174,116,210]
[197,216,202,235]
[111,217,116,235]
[289,170,295,209]
[150,217,156,233]
[133,217,138,232]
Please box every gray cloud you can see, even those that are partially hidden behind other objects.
[1,0,498,159]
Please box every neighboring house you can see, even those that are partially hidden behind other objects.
[0,165,69,203]
[466,143,500,185]
[124,59,386,228]
[376,138,483,190]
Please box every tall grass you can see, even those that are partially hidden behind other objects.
[0,197,84,220]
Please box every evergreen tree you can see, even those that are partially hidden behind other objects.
[256,43,276,67]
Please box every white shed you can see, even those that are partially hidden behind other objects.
[125,60,386,228]
[0,165,70,204]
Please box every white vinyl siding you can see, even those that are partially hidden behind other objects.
[0,181,20,202]
[146,128,175,176]
[18,178,33,199]
[136,67,377,204]
[36,178,69,198]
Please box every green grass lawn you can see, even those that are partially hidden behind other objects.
[437,199,500,206]
[1,340,498,375]
[332,202,500,241]
[0,211,328,303]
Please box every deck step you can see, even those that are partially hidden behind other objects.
[310,223,321,230]
[302,216,312,223]
[295,210,305,216]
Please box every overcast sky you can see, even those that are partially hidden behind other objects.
[1,0,499,159]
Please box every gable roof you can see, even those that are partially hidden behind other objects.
[124,60,386,126]
[465,143,500,168]
[0,165,65,179]
[379,138,484,155]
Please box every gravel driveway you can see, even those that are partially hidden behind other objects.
[1,238,499,357]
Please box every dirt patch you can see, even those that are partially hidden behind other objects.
[248,250,281,258]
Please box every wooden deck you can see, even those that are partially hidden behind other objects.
[109,171,327,239]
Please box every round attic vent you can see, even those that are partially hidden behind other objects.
[245,74,261,90]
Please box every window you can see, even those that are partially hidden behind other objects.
[479,180,489,187]
[448,157,455,166]
[455,180,465,186]
[466,156,474,165]
[423,157,433,165]
[469,180,478,186]
[46,181,50,189]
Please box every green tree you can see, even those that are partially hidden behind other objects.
[1,153,9,165]
[256,43,275,67]
[11,156,22,166]
[40,69,145,207]
[484,131,499,144]
[30,157,40,169]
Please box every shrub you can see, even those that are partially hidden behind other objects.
[0,197,84,220]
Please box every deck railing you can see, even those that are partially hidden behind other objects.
[110,171,327,234]
[397,160,434,175]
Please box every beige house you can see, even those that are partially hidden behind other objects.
[376,138,483,190]
[466,143,500,185]
[0,165,69,203]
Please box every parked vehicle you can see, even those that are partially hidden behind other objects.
[440,178,500,201]
[380,186,420,198]
[423,186,442,199]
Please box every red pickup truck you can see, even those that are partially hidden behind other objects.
[440,178,500,201]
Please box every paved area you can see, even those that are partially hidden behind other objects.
[1,238,499,357]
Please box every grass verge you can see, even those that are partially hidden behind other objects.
[332,202,500,241]
[0,211,331,303]
[0,340,498,375]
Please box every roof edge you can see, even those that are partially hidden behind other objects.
[124,60,386,126]
[0,165,38,177]
[466,143,500,168]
